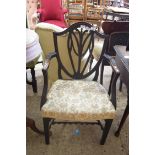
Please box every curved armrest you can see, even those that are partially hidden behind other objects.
[31,12,40,25]
[109,57,120,109]
[109,57,120,75]
[37,8,46,21]
[40,52,57,109]
[103,54,121,75]
[42,52,57,71]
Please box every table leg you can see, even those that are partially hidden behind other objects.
[115,100,129,137]
[26,117,44,135]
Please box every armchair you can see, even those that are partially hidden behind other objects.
[40,22,120,145]
[34,0,68,28]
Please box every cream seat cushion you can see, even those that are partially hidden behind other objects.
[41,80,116,121]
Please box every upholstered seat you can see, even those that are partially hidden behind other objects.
[42,80,115,121]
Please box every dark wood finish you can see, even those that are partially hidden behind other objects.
[26,67,37,93]
[43,118,51,144]
[102,21,129,35]
[111,45,129,136]
[100,119,113,145]
[99,21,129,85]
[26,117,44,135]
[40,22,120,145]
[102,21,129,90]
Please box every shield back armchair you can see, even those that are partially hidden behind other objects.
[40,22,120,145]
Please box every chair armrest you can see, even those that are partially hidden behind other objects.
[40,52,57,109]
[62,8,68,14]
[37,8,46,21]
[109,57,120,109]
[42,52,57,71]
[31,12,40,25]
[109,57,120,75]
[103,54,120,74]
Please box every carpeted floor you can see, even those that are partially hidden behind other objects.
[26,65,129,155]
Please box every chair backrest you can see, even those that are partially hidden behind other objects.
[39,0,65,22]
[53,22,109,81]
[107,31,129,56]
[26,0,39,29]
[35,22,94,86]
[102,21,129,56]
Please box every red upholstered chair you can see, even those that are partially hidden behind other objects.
[36,0,68,28]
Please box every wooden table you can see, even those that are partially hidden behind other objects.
[114,45,129,137]
[26,29,44,135]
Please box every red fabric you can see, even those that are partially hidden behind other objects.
[37,8,46,21]
[39,0,64,22]
[44,20,67,28]
[62,8,68,14]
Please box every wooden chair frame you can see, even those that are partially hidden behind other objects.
[40,22,120,145]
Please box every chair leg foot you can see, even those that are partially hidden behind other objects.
[100,119,113,145]
[115,131,120,137]
[43,118,51,144]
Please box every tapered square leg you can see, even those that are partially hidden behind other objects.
[100,119,113,145]
[43,118,51,144]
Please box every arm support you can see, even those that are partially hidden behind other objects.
[40,52,57,109]
[109,57,120,109]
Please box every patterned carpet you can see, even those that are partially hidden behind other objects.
[26,66,128,155]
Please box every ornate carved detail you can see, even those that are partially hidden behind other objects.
[53,22,109,81]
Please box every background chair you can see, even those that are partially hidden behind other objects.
[40,22,120,145]
[92,21,129,86]
[26,0,40,30]
[34,0,68,28]
[26,16,42,93]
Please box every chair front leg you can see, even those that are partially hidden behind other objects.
[100,119,113,145]
[43,118,51,144]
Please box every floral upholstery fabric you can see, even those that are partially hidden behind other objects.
[41,80,116,121]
